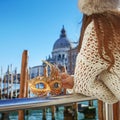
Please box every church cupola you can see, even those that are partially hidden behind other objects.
[53,26,71,50]
[60,25,66,38]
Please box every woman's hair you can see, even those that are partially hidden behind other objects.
[78,11,120,70]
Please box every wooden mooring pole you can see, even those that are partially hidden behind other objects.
[72,103,78,120]
[18,50,28,120]
[98,100,104,120]
[113,101,120,120]
[98,100,120,120]
[51,106,56,120]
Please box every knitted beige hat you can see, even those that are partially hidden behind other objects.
[78,0,120,15]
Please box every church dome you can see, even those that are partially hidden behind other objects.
[53,26,71,50]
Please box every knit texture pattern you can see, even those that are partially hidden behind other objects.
[73,21,120,104]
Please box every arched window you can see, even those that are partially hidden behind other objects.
[58,54,61,60]
[62,54,65,59]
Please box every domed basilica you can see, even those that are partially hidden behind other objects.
[29,26,78,78]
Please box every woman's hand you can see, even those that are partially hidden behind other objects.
[60,73,74,89]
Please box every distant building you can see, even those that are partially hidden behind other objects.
[1,26,79,98]
[49,26,78,74]
[3,67,20,83]
[29,65,44,79]
[51,26,72,66]
[30,26,78,78]
[67,45,78,74]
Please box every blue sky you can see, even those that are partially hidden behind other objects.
[0,0,82,73]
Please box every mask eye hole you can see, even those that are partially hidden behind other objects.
[53,82,60,88]
[36,83,45,89]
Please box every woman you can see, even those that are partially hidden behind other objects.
[62,0,120,104]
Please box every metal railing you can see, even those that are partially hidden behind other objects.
[0,94,113,120]
[0,94,95,112]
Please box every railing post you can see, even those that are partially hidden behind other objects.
[105,102,120,120]
[72,103,78,120]
[51,106,56,120]
[42,108,46,120]
[105,103,113,120]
